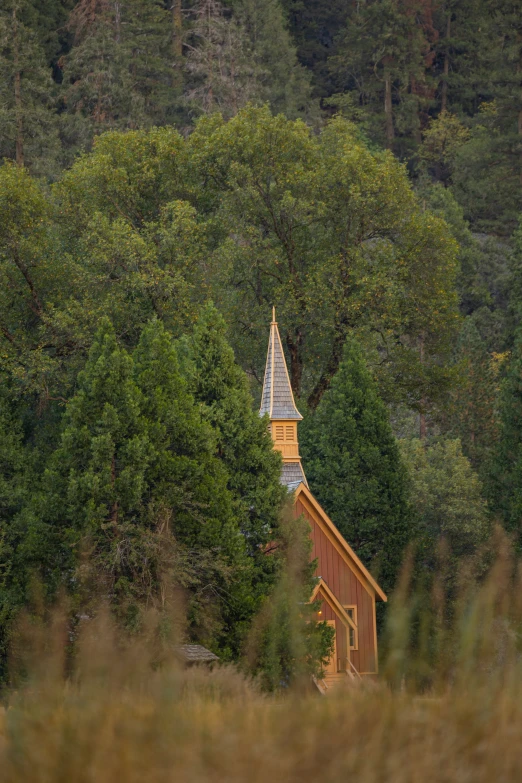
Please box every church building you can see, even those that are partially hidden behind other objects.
[260,311,387,689]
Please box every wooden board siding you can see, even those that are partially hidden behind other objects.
[296,498,377,674]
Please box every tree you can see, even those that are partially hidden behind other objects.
[39,318,257,654]
[280,0,351,99]
[62,0,180,149]
[188,106,459,415]
[400,437,490,573]
[300,338,413,592]
[245,507,334,691]
[0,1,60,176]
[184,0,264,118]
[133,318,255,653]
[0,386,33,682]
[487,331,522,542]
[184,303,287,598]
[0,163,75,403]
[446,319,500,474]
[185,0,313,120]
[41,319,151,617]
[232,0,313,119]
[327,0,438,155]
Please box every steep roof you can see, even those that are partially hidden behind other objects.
[259,310,303,421]
[281,461,308,491]
[295,483,388,602]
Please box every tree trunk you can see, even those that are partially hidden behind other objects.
[518,105,522,186]
[114,1,121,44]
[286,329,303,399]
[384,69,394,148]
[307,328,346,411]
[12,9,24,167]
[172,0,183,58]
[441,13,451,112]
[419,333,427,440]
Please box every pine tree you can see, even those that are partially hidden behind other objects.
[63,0,179,148]
[182,303,288,644]
[185,303,287,556]
[133,318,255,653]
[280,0,351,98]
[185,0,264,118]
[233,0,313,119]
[327,0,436,155]
[43,318,151,615]
[185,0,312,120]
[42,318,257,652]
[300,338,413,592]
[0,1,60,176]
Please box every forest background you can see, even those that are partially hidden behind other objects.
[1,0,522,689]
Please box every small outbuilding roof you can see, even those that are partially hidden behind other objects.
[178,644,219,663]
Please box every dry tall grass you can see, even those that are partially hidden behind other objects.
[3,531,522,783]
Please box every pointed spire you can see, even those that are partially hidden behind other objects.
[259,309,302,420]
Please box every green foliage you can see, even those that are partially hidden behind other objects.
[186,303,286,553]
[61,0,181,151]
[0,387,33,680]
[187,106,459,413]
[400,437,490,572]
[446,320,501,474]
[42,319,152,614]
[300,338,413,592]
[487,332,522,542]
[0,2,60,177]
[245,508,334,690]
[186,0,313,120]
[38,319,252,652]
[327,0,434,155]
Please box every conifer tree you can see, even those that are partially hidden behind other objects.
[327,0,435,154]
[185,304,287,591]
[133,318,255,653]
[43,318,257,652]
[186,0,312,119]
[43,318,151,615]
[0,1,60,176]
[63,0,180,148]
[185,0,263,118]
[233,0,312,119]
[300,338,413,592]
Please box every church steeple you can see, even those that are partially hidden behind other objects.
[260,309,307,490]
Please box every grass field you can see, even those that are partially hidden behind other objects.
[2,532,522,783]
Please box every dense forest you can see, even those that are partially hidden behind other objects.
[1,0,522,688]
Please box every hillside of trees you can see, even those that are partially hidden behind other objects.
[1,0,522,688]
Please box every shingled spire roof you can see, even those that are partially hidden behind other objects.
[259,309,303,420]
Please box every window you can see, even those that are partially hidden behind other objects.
[285,425,294,441]
[344,605,358,650]
[275,425,284,441]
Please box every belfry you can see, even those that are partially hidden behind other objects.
[260,310,387,688]
[259,308,307,491]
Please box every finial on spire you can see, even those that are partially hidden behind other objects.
[259,308,302,421]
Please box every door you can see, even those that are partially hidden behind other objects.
[325,620,337,675]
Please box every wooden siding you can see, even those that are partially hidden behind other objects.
[296,498,377,674]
